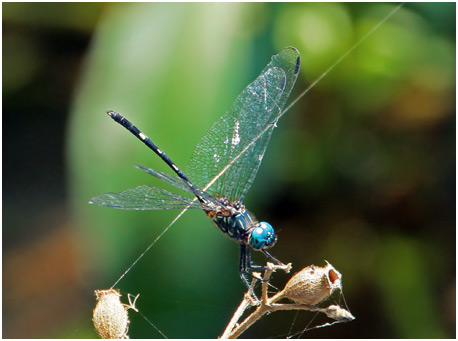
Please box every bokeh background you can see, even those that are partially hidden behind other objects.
[3,2,455,338]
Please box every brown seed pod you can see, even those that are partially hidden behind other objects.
[280,261,342,306]
[93,288,138,339]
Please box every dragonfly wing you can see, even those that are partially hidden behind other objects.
[89,185,203,210]
[134,164,193,193]
[186,47,300,201]
[134,164,222,207]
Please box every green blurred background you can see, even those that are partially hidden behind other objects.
[3,2,455,338]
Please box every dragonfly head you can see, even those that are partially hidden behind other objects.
[249,222,276,250]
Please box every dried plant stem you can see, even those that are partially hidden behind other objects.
[220,262,354,339]
[220,263,291,339]
[221,274,258,338]
[225,303,330,339]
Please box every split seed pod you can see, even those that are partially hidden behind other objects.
[280,261,342,306]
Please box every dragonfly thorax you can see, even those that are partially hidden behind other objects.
[205,198,276,250]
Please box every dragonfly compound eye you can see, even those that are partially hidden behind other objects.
[249,222,276,250]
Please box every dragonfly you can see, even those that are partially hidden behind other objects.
[90,47,301,289]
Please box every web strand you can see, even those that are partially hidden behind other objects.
[111,2,404,289]
[282,2,405,116]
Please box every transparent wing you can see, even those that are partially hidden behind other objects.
[186,47,300,201]
[89,185,203,210]
[134,164,193,193]
[134,164,223,207]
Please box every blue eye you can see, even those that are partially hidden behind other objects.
[249,222,276,250]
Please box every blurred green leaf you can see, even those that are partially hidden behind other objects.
[376,235,448,338]
[68,3,271,338]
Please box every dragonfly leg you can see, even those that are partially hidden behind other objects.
[239,245,262,301]
[245,245,267,271]
[261,250,284,266]
[239,245,286,300]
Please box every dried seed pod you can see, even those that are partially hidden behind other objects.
[93,289,138,339]
[281,261,342,305]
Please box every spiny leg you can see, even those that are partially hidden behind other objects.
[261,250,284,266]
[239,244,262,301]
[239,244,285,301]
[239,245,287,293]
